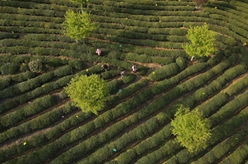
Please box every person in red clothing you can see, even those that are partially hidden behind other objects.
[96,48,101,56]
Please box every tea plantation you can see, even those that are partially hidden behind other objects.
[0,0,248,163]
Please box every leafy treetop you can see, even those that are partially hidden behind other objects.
[183,24,216,58]
[171,106,211,153]
[63,10,96,42]
[65,74,109,115]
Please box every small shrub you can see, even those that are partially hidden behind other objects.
[149,63,180,81]
[0,77,12,89]
[19,63,29,71]
[121,74,136,84]
[28,59,43,73]
[176,57,187,69]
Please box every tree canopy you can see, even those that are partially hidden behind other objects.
[171,106,211,153]
[65,74,109,115]
[63,10,96,42]
[183,24,216,58]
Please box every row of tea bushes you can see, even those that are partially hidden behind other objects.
[125,53,175,65]
[0,13,63,24]
[90,39,186,57]
[0,6,65,17]
[206,106,248,163]
[4,61,202,163]
[192,119,248,164]
[76,116,167,164]
[219,129,248,164]
[148,57,187,81]
[205,5,248,43]
[0,65,73,100]
[164,96,248,164]
[0,63,20,75]
[0,74,72,115]
[4,80,169,163]
[120,130,179,164]
[209,90,248,127]
[99,57,148,75]
[0,19,61,30]
[225,74,248,96]
[0,71,54,100]
[49,79,187,163]
[163,82,247,163]
[100,54,234,163]
[0,78,147,162]
[95,27,188,42]
[106,78,148,105]
[49,54,232,163]
[0,71,36,90]
[176,54,239,107]
[185,63,247,118]
[0,99,75,151]
[0,95,57,138]
[0,64,102,115]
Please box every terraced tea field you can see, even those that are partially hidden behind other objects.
[0,0,248,163]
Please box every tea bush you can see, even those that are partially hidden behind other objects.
[0,63,19,74]
[149,63,181,81]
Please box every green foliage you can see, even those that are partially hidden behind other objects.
[65,74,109,115]
[183,24,217,58]
[107,79,123,94]
[149,63,180,81]
[68,59,85,70]
[53,65,73,77]
[20,63,29,71]
[121,74,136,84]
[151,57,174,65]
[176,57,187,69]
[171,106,211,153]
[125,53,152,63]
[0,63,19,75]
[63,10,96,42]
[28,59,43,73]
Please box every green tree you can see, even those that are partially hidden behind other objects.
[171,106,211,153]
[63,10,96,42]
[183,24,216,59]
[64,74,109,115]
